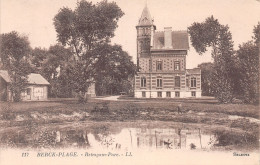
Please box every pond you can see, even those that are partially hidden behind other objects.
[0,121,257,151]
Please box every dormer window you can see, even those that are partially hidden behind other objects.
[143,17,148,23]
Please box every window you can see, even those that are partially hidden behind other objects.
[140,41,143,52]
[175,91,180,97]
[175,76,180,87]
[156,61,162,71]
[26,88,31,95]
[141,77,146,87]
[157,92,162,98]
[145,41,150,52]
[142,28,145,35]
[191,77,196,87]
[186,78,189,87]
[140,40,150,53]
[191,91,196,97]
[157,77,162,88]
[34,87,43,97]
[145,28,150,35]
[174,61,180,71]
[166,92,171,98]
[142,91,146,98]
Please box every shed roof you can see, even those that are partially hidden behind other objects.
[152,31,189,50]
[27,73,50,85]
[0,70,50,85]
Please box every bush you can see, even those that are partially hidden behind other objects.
[213,130,259,149]
[1,104,16,120]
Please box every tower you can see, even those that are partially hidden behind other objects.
[136,5,156,70]
[134,4,201,98]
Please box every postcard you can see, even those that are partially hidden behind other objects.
[0,0,259,164]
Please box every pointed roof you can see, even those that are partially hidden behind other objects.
[138,5,154,26]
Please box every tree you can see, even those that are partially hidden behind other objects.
[197,62,214,96]
[30,47,49,69]
[35,44,74,98]
[253,22,260,44]
[188,16,236,103]
[40,45,72,81]
[0,31,32,101]
[53,0,124,97]
[29,44,74,98]
[236,41,259,104]
[234,23,260,104]
[93,44,136,95]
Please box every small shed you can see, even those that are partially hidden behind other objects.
[0,70,50,101]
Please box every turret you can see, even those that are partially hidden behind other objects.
[136,5,156,68]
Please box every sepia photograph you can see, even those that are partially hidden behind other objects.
[0,0,259,164]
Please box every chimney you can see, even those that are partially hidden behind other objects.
[164,27,172,49]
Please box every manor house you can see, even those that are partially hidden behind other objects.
[134,5,201,98]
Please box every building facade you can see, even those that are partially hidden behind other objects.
[0,70,50,101]
[134,6,201,98]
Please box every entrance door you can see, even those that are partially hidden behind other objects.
[26,88,31,100]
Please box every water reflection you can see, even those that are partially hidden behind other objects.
[102,128,217,150]
[0,125,217,150]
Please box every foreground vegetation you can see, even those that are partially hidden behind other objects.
[0,98,259,151]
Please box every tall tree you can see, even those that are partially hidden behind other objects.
[236,41,259,104]
[234,23,260,104]
[0,31,32,101]
[53,0,124,97]
[188,16,235,103]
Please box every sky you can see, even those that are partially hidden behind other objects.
[1,0,260,68]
